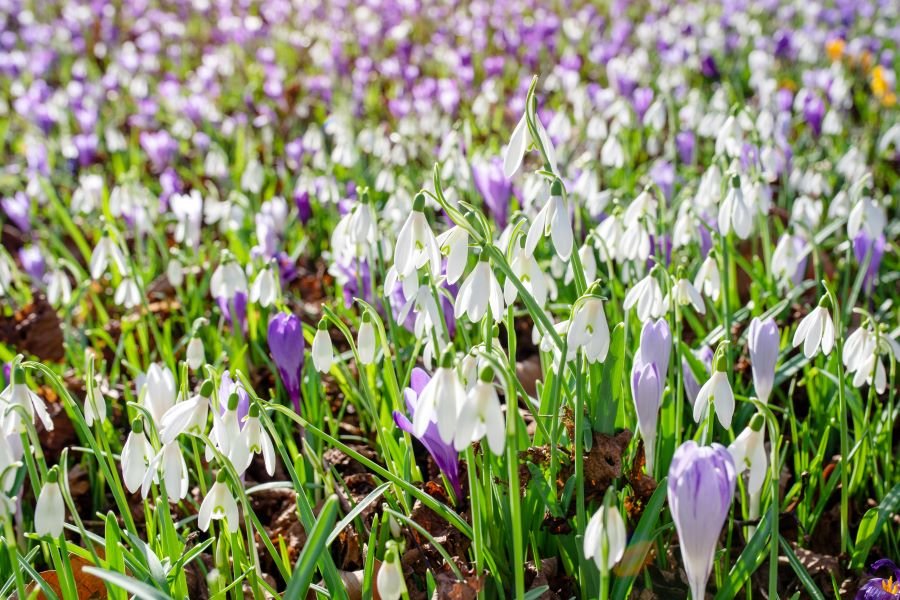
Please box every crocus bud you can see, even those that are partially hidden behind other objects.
[267,312,305,411]
[747,317,779,403]
[668,442,736,600]
[357,313,376,366]
[631,362,661,474]
[312,321,333,373]
[35,466,65,537]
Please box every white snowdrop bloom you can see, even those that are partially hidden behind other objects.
[843,327,876,374]
[672,278,705,314]
[771,234,806,286]
[166,258,184,287]
[694,254,721,302]
[454,257,504,323]
[198,473,240,532]
[791,300,835,359]
[121,419,153,494]
[0,367,53,434]
[83,387,106,427]
[847,197,886,240]
[435,226,469,285]
[394,193,441,279]
[204,144,229,179]
[790,195,823,232]
[718,176,753,239]
[207,392,242,463]
[624,273,667,322]
[357,314,377,366]
[240,159,264,194]
[728,413,767,496]
[503,108,558,177]
[34,468,65,537]
[504,241,549,308]
[0,252,15,297]
[89,233,128,279]
[692,353,735,429]
[413,352,467,443]
[137,363,176,424]
[312,322,334,373]
[171,190,204,249]
[644,99,666,131]
[715,115,743,158]
[618,219,652,262]
[141,441,189,501]
[454,368,505,455]
[46,268,72,306]
[210,256,249,304]
[852,352,887,394]
[566,244,597,285]
[594,214,623,262]
[114,276,141,309]
[525,180,573,261]
[249,263,278,308]
[844,328,897,394]
[159,387,211,446]
[567,290,611,364]
[877,122,900,155]
[377,541,407,600]
[232,405,275,476]
[0,433,21,493]
[694,165,722,212]
[600,135,625,169]
[822,110,842,136]
[186,337,205,371]
[71,174,104,213]
[584,504,627,573]
[332,200,378,259]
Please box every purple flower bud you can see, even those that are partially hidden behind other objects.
[856,559,900,599]
[803,95,826,137]
[650,160,675,202]
[747,317,779,404]
[853,233,886,293]
[393,368,461,499]
[140,130,178,172]
[268,312,305,413]
[700,55,719,79]
[634,319,672,384]
[18,246,45,281]
[676,131,696,165]
[632,87,654,121]
[294,185,312,225]
[632,362,661,472]
[471,157,512,228]
[1,192,31,232]
[668,441,736,600]
[217,291,248,333]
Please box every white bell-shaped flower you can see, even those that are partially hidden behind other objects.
[357,315,377,365]
[249,262,278,307]
[525,180,573,261]
[393,193,441,279]
[435,226,469,285]
[504,241,548,308]
[232,404,276,477]
[791,299,835,359]
[159,380,213,444]
[694,254,721,302]
[672,278,705,314]
[692,350,735,429]
[34,467,65,537]
[137,363,176,424]
[413,350,467,443]
[376,541,408,600]
[567,287,611,364]
[503,110,558,178]
[186,337,205,370]
[584,503,627,573]
[121,418,153,494]
[312,322,334,373]
[624,273,667,322]
[728,414,767,496]
[198,472,240,532]
[453,367,505,455]
[89,232,127,280]
[454,256,504,324]
[718,175,753,239]
[0,367,54,434]
[84,387,107,427]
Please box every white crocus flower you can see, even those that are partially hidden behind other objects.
[34,467,65,537]
[567,288,611,364]
[186,337,205,370]
[584,504,627,573]
[525,180,573,261]
[249,262,278,307]
[0,368,54,434]
[694,254,721,302]
[435,226,469,285]
[718,175,753,239]
[137,363,176,424]
[672,278,705,314]
[121,419,153,494]
[791,299,835,359]
[414,352,467,443]
[357,314,377,365]
[198,472,239,532]
[624,273,667,322]
[504,241,548,308]
[159,380,213,444]
[692,351,735,429]
[453,368,505,455]
[454,257,504,323]
[89,233,128,279]
[394,193,441,279]
[503,109,558,178]
[114,277,141,309]
[312,322,334,373]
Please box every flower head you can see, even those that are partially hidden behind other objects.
[268,312,305,412]
[747,317,780,403]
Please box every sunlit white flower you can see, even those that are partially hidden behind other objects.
[624,273,667,322]
[241,159,264,194]
[198,473,239,532]
[847,197,886,241]
[171,190,204,249]
[71,174,104,214]
[121,418,153,494]
[0,367,53,434]
[728,414,767,497]
[671,278,705,314]
[791,300,835,359]
[455,257,504,323]
[159,380,213,444]
[114,276,141,309]
[584,504,626,573]
[525,180,573,261]
[377,541,407,600]
[693,254,721,302]
[503,109,558,178]
[46,268,72,306]
[454,368,505,454]
[504,241,548,308]
[167,258,184,287]
[232,404,275,476]
[718,176,753,239]
[394,193,441,278]
[89,233,127,279]
[435,226,469,285]
[414,353,467,443]
[357,315,377,365]
[565,243,597,286]
[250,262,278,307]
[312,322,334,373]
[601,135,625,169]
[34,468,65,537]
[137,363,176,424]
[210,256,249,305]
[84,386,106,427]
[186,337,205,370]
[692,352,735,429]
[771,234,805,286]
[141,441,189,501]
[567,290,611,364]
[208,391,242,463]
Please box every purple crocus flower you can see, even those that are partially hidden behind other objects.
[802,95,826,137]
[857,559,900,599]
[676,131,696,165]
[853,233,886,292]
[632,362,661,473]
[650,160,675,201]
[683,345,714,406]
[471,157,512,228]
[140,130,177,172]
[18,246,45,281]
[700,55,719,79]
[747,317,779,404]
[632,87,654,121]
[293,184,312,225]
[633,319,672,383]
[219,370,250,426]
[393,368,462,499]
[1,192,31,232]
[268,312,305,413]
[217,292,248,333]
[668,441,736,600]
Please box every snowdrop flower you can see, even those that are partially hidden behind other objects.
[525,179,573,261]
[233,404,275,476]
[771,233,807,287]
[718,175,753,239]
[121,418,152,494]
[601,135,625,169]
[357,313,377,366]
[567,285,611,364]
[583,503,626,573]
[624,272,667,322]
[377,540,407,600]
[847,197,886,241]
[249,262,278,307]
[46,268,72,306]
[394,193,441,279]
[71,174,104,214]
[332,196,379,259]
[167,258,184,287]
[208,392,242,463]
[453,367,504,455]
[241,159,264,194]
[672,277,705,314]
[791,297,835,359]
[171,190,203,250]
[141,441,189,501]
[159,380,213,444]
[435,226,469,285]
[594,213,623,263]
[668,442,736,600]
[198,470,240,533]
[0,367,53,434]
[114,276,141,309]
[844,327,898,394]
[692,349,735,429]
[747,317,779,403]
[186,336,205,370]
[210,254,249,321]
[455,255,504,323]
[312,321,334,373]
[503,107,557,177]
[89,232,127,279]
[414,350,467,443]
[504,240,548,308]
[728,413,767,515]
[694,253,721,302]
[84,386,106,427]
[0,433,21,493]
[34,466,65,537]
[566,244,597,286]
[137,363,176,424]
